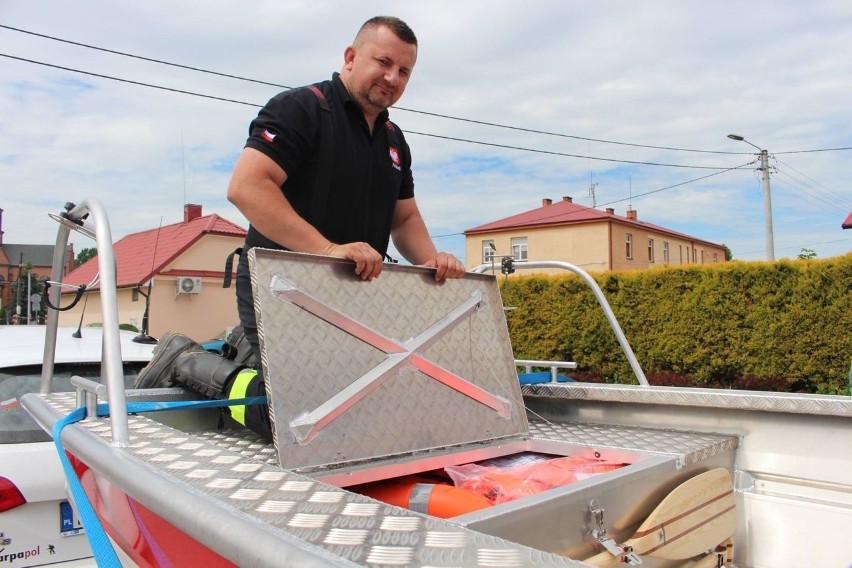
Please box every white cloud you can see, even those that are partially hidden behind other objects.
[1,0,850,266]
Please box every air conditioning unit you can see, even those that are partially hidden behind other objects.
[176,277,202,294]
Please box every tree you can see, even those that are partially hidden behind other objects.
[76,247,97,266]
[10,263,46,323]
[797,248,817,260]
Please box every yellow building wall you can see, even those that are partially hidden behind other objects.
[609,223,727,271]
[467,221,727,276]
[58,234,243,342]
[466,223,611,275]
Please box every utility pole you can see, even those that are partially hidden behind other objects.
[758,148,775,261]
[727,134,775,261]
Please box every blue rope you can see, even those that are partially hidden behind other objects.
[52,396,267,566]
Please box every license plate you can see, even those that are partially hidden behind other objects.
[59,501,85,537]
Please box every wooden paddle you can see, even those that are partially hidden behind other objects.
[585,468,736,566]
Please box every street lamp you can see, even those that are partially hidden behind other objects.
[727,134,775,261]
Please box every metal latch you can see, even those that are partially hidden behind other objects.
[590,500,642,565]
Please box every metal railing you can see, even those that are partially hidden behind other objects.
[515,359,578,383]
[472,260,649,386]
[43,198,132,445]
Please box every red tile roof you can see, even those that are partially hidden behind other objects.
[63,213,246,289]
[465,198,723,247]
[465,199,609,233]
[843,211,852,229]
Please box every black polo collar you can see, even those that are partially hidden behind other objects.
[331,72,391,124]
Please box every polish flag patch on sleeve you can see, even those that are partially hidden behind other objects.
[261,129,277,143]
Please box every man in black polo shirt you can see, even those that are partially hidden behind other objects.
[134,16,465,440]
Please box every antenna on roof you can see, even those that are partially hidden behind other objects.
[628,175,634,209]
[133,217,163,344]
[181,129,187,207]
[588,143,597,208]
[71,292,89,338]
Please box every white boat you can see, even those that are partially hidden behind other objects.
[21,198,852,567]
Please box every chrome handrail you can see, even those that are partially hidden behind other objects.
[44,199,131,445]
[472,260,649,386]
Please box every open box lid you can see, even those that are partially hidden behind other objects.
[249,249,529,470]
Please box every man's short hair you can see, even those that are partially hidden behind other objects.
[359,16,417,46]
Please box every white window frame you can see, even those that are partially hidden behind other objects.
[663,242,670,264]
[625,233,633,260]
[511,236,528,261]
[482,240,496,263]
[648,238,655,262]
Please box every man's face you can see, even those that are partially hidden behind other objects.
[342,25,417,117]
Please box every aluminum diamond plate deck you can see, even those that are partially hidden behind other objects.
[249,250,528,470]
[522,382,852,416]
[37,392,583,568]
[527,420,737,467]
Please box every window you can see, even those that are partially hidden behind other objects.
[511,237,528,261]
[713,252,718,263]
[482,240,496,263]
[663,242,670,264]
[625,234,633,260]
[648,238,655,262]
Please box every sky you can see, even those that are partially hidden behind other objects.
[2,0,851,267]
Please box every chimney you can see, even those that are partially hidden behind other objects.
[562,196,573,203]
[626,209,637,220]
[65,244,76,275]
[606,207,615,214]
[542,198,553,206]
[184,203,203,222]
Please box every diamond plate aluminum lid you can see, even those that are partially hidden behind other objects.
[249,249,528,470]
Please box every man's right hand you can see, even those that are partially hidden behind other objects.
[325,242,384,280]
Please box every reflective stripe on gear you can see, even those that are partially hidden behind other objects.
[228,369,258,426]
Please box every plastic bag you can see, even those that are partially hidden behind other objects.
[445,454,628,504]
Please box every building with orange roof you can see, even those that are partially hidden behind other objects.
[464,196,728,275]
[59,204,246,341]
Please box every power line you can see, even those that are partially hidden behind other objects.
[5,23,852,159]
[773,156,852,210]
[772,172,852,211]
[0,53,259,107]
[734,236,852,258]
[0,52,738,170]
[481,162,757,230]
[0,24,289,88]
[430,161,755,238]
[404,130,736,169]
[0,24,756,156]
[775,147,852,155]
[6,22,852,159]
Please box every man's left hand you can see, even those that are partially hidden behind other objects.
[422,252,466,281]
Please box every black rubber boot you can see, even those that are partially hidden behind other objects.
[172,348,246,399]
[221,325,258,367]
[133,332,202,389]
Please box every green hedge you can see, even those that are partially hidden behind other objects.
[500,254,852,394]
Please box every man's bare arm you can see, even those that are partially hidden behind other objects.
[227,147,384,279]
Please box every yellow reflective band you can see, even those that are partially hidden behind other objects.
[228,369,257,426]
